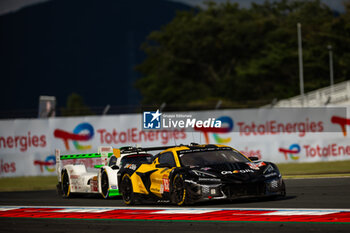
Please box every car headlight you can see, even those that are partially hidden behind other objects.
[263,164,280,174]
[191,170,217,178]
[263,164,281,178]
[263,164,274,174]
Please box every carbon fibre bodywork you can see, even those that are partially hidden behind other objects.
[118,144,286,205]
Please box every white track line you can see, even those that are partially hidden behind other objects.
[262,210,339,216]
[55,208,109,213]
[152,209,215,214]
[0,207,19,211]
[0,206,349,212]
[285,176,350,180]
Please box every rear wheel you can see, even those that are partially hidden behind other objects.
[171,174,187,206]
[101,170,109,198]
[121,174,135,205]
[61,170,70,198]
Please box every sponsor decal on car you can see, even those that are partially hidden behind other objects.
[221,169,254,175]
[198,178,221,182]
[124,163,137,170]
[90,179,98,192]
[162,175,170,192]
[247,162,266,170]
[70,175,79,179]
[264,172,278,178]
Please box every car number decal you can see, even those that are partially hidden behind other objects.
[162,175,170,192]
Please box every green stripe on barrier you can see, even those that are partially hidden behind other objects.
[60,153,113,160]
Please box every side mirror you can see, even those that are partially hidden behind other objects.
[111,165,119,170]
[248,156,259,161]
[156,163,171,168]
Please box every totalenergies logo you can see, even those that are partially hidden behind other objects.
[331,116,350,137]
[33,155,56,172]
[54,122,94,150]
[195,116,233,144]
[279,144,301,160]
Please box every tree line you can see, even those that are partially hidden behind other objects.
[135,0,350,109]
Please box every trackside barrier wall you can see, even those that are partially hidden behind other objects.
[0,107,349,177]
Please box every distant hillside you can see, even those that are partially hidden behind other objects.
[0,0,192,112]
[172,0,345,12]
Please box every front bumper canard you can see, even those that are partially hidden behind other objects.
[185,177,285,202]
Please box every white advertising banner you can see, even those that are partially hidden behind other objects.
[0,107,349,177]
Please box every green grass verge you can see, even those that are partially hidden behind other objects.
[277,160,350,176]
[0,160,350,192]
[283,173,350,179]
[0,176,58,192]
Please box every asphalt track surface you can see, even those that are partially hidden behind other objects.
[0,178,349,232]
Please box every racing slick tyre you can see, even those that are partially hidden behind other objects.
[281,180,286,197]
[171,173,188,206]
[120,174,136,205]
[61,170,71,198]
[101,170,109,199]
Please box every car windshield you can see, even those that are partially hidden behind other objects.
[179,149,249,167]
[120,154,153,167]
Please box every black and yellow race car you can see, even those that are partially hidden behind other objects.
[118,143,286,206]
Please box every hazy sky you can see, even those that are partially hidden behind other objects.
[0,0,50,16]
[0,0,346,16]
[171,0,346,12]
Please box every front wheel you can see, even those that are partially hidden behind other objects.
[171,174,188,206]
[280,180,286,197]
[120,174,135,205]
[100,170,109,198]
[61,170,71,198]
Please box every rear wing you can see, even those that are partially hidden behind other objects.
[55,149,61,182]
[118,143,207,153]
[55,144,192,181]
[119,145,184,153]
[55,146,116,182]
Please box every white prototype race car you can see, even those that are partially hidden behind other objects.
[55,146,153,198]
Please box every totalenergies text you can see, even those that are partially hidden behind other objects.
[237,119,323,137]
[97,128,186,145]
